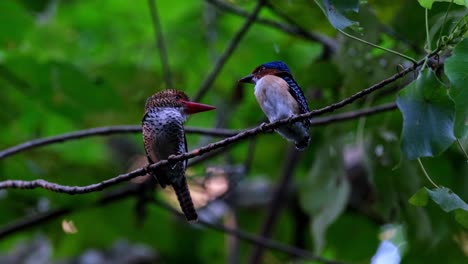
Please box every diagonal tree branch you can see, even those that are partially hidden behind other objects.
[193,0,267,101]
[0,102,396,194]
[206,0,338,54]
[0,103,396,194]
[148,0,173,88]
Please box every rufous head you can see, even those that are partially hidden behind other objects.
[238,61,292,84]
[145,89,216,115]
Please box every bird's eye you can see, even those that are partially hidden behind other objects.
[175,95,182,100]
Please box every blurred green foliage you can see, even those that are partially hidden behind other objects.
[0,0,467,263]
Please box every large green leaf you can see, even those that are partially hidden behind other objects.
[426,187,468,212]
[427,187,468,228]
[418,0,468,9]
[445,38,468,138]
[396,69,456,159]
[319,0,360,30]
[409,187,468,228]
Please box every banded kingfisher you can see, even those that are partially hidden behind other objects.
[239,61,311,150]
[142,89,216,222]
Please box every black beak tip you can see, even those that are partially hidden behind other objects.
[238,74,254,84]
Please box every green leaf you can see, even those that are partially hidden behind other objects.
[425,187,468,228]
[445,38,468,138]
[418,0,468,9]
[396,69,456,159]
[320,0,360,30]
[454,209,468,228]
[409,187,429,207]
[426,187,468,212]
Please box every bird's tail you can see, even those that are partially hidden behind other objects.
[173,178,198,222]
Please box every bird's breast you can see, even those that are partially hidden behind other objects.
[142,108,186,162]
[254,75,300,122]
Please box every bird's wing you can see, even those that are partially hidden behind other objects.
[142,112,169,187]
[142,112,157,164]
[183,132,188,170]
[281,74,310,115]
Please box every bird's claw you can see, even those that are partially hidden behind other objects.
[167,155,180,170]
[259,122,269,131]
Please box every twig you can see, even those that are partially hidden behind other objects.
[0,170,148,194]
[193,0,267,101]
[338,28,417,64]
[152,199,346,264]
[206,0,338,54]
[309,102,396,126]
[417,158,439,189]
[0,126,239,160]
[249,146,301,264]
[148,0,173,88]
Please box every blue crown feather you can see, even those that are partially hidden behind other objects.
[262,61,292,75]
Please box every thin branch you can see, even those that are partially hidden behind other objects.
[152,199,346,264]
[148,0,173,88]
[309,102,396,126]
[417,158,439,189]
[0,126,239,160]
[206,0,338,54]
[193,0,267,101]
[249,146,301,264]
[338,28,417,64]
[0,170,148,194]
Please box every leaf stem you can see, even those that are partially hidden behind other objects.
[337,29,417,64]
[456,139,468,161]
[436,0,454,44]
[417,158,439,188]
[425,8,431,51]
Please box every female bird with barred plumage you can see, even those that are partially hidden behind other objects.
[239,61,311,150]
[142,89,216,222]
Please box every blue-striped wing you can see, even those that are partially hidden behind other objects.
[282,75,310,126]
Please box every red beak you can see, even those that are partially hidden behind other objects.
[180,100,216,114]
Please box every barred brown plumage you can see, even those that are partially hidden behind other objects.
[142,90,215,222]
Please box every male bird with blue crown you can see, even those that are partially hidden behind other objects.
[142,89,216,222]
[239,61,311,150]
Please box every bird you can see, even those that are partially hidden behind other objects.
[238,61,311,150]
[142,89,216,222]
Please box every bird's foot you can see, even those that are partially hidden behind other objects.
[167,154,181,170]
[259,122,270,132]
